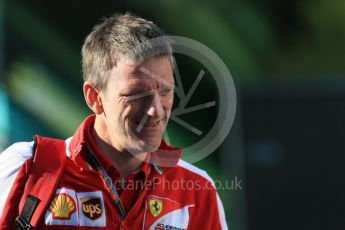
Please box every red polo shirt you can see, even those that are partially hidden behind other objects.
[77,115,153,214]
[0,115,228,229]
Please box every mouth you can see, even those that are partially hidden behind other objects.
[134,119,161,128]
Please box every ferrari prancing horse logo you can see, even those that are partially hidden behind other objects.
[149,198,163,217]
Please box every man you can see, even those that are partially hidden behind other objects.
[0,13,228,229]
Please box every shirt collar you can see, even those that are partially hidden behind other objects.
[68,114,182,175]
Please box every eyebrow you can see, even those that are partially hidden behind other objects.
[124,85,175,102]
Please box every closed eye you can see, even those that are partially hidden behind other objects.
[123,86,174,102]
[159,86,174,96]
[124,90,155,101]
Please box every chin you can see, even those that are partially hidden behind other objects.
[123,138,159,155]
[126,129,162,153]
[136,135,163,151]
[139,139,161,152]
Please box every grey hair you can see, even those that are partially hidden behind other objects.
[82,13,172,90]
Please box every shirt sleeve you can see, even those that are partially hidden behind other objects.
[0,142,33,219]
[187,174,229,230]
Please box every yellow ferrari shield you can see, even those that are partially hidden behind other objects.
[149,198,163,217]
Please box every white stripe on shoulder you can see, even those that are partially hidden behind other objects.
[217,193,229,230]
[178,160,229,230]
[0,141,34,218]
[1,141,34,161]
[65,137,72,157]
[177,159,215,187]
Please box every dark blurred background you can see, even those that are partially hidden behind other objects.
[1,0,345,229]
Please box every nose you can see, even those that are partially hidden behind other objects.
[147,94,163,118]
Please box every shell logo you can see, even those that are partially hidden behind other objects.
[49,193,76,220]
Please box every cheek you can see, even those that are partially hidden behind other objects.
[164,95,174,110]
[104,100,130,124]
[131,98,152,114]
[121,103,132,118]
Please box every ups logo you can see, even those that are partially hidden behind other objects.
[81,197,102,220]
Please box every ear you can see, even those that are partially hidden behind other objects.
[83,81,104,114]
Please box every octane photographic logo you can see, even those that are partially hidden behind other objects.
[128,36,236,164]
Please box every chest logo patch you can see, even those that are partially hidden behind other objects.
[49,193,76,220]
[77,191,106,227]
[149,198,163,217]
[81,196,103,220]
[143,195,193,230]
[45,188,78,226]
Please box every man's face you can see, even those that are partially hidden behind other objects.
[100,56,174,154]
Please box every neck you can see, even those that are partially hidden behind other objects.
[91,118,147,179]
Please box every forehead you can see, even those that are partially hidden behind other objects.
[108,56,174,90]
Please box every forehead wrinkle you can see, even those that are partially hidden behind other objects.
[137,67,174,87]
[109,57,174,92]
